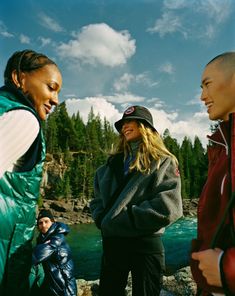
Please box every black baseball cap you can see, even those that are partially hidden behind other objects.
[114,105,157,133]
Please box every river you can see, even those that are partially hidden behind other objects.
[65,217,197,280]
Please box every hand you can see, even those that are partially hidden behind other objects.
[191,248,223,287]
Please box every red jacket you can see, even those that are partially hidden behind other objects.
[191,114,235,295]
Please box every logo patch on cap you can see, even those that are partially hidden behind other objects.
[124,106,135,115]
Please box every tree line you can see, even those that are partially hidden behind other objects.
[43,102,208,201]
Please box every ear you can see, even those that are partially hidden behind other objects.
[11,70,25,88]
[11,70,21,88]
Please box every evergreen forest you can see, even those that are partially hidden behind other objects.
[43,102,209,201]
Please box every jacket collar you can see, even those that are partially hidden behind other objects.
[38,222,69,243]
[207,120,229,146]
[108,153,126,185]
[207,113,235,157]
[0,85,38,115]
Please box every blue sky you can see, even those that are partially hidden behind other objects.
[1,0,235,146]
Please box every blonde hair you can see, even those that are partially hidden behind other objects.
[111,122,178,174]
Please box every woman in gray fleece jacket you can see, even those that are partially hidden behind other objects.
[90,105,182,296]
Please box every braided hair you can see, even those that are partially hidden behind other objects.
[4,49,57,88]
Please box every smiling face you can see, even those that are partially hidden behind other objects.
[121,119,142,142]
[200,61,235,121]
[15,64,62,120]
[38,217,53,234]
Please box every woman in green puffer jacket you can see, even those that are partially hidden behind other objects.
[0,49,62,296]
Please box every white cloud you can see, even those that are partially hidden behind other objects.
[198,0,232,24]
[19,34,30,44]
[203,24,216,39]
[38,13,64,32]
[187,98,201,106]
[38,37,52,47]
[114,72,159,92]
[163,0,232,24]
[147,11,187,38]
[169,112,211,146]
[66,97,121,124]
[147,97,166,109]
[186,89,202,106]
[57,23,136,67]
[163,0,191,9]
[65,96,211,147]
[0,21,13,38]
[104,93,145,104]
[148,0,232,40]
[0,31,13,38]
[114,73,134,91]
[149,107,211,147]
[159,62,175,74]
[135,73,159,87]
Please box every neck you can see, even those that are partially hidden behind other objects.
[129,139,141,155]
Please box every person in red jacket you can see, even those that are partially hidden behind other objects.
[191,52,235,296]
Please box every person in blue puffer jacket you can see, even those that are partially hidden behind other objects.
[32,209,77,296]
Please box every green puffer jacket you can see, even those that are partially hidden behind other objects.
[0,86,45,296]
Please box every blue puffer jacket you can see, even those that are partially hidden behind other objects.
[32,222,77,296]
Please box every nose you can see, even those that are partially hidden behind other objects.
[200,89,205,101]
[121,121,129,131]
[200,87,207,102]
[51,92,59,106]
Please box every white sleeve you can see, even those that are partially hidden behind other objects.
[0,109,40,178]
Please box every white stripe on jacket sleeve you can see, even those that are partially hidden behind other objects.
[0,109,40,178]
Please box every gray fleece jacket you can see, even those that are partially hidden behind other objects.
[90,153,182,238]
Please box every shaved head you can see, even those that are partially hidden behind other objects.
[206,52,235,77]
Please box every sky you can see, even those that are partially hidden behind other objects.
[1,0,235,147]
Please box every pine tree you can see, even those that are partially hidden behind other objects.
[69,154,84,198]
[55,102,79,152]
[163,129,180,159]
[72,112,86,151]
[86,108,106,168]
[180,137,193,198]
[191,136,208,198]
[45,108,59,153]
[103,118,118,152]
[63,171,72,200]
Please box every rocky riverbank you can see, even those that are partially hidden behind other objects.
[42,198,93,224]
[76,266,197,296]
[41,198,198,225]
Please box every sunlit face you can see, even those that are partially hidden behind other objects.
[18,64,62,120]
[121,120,142,142]
[200,61,235,121]
[38,217,53,234]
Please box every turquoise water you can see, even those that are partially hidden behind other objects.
[66,217,197,280]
